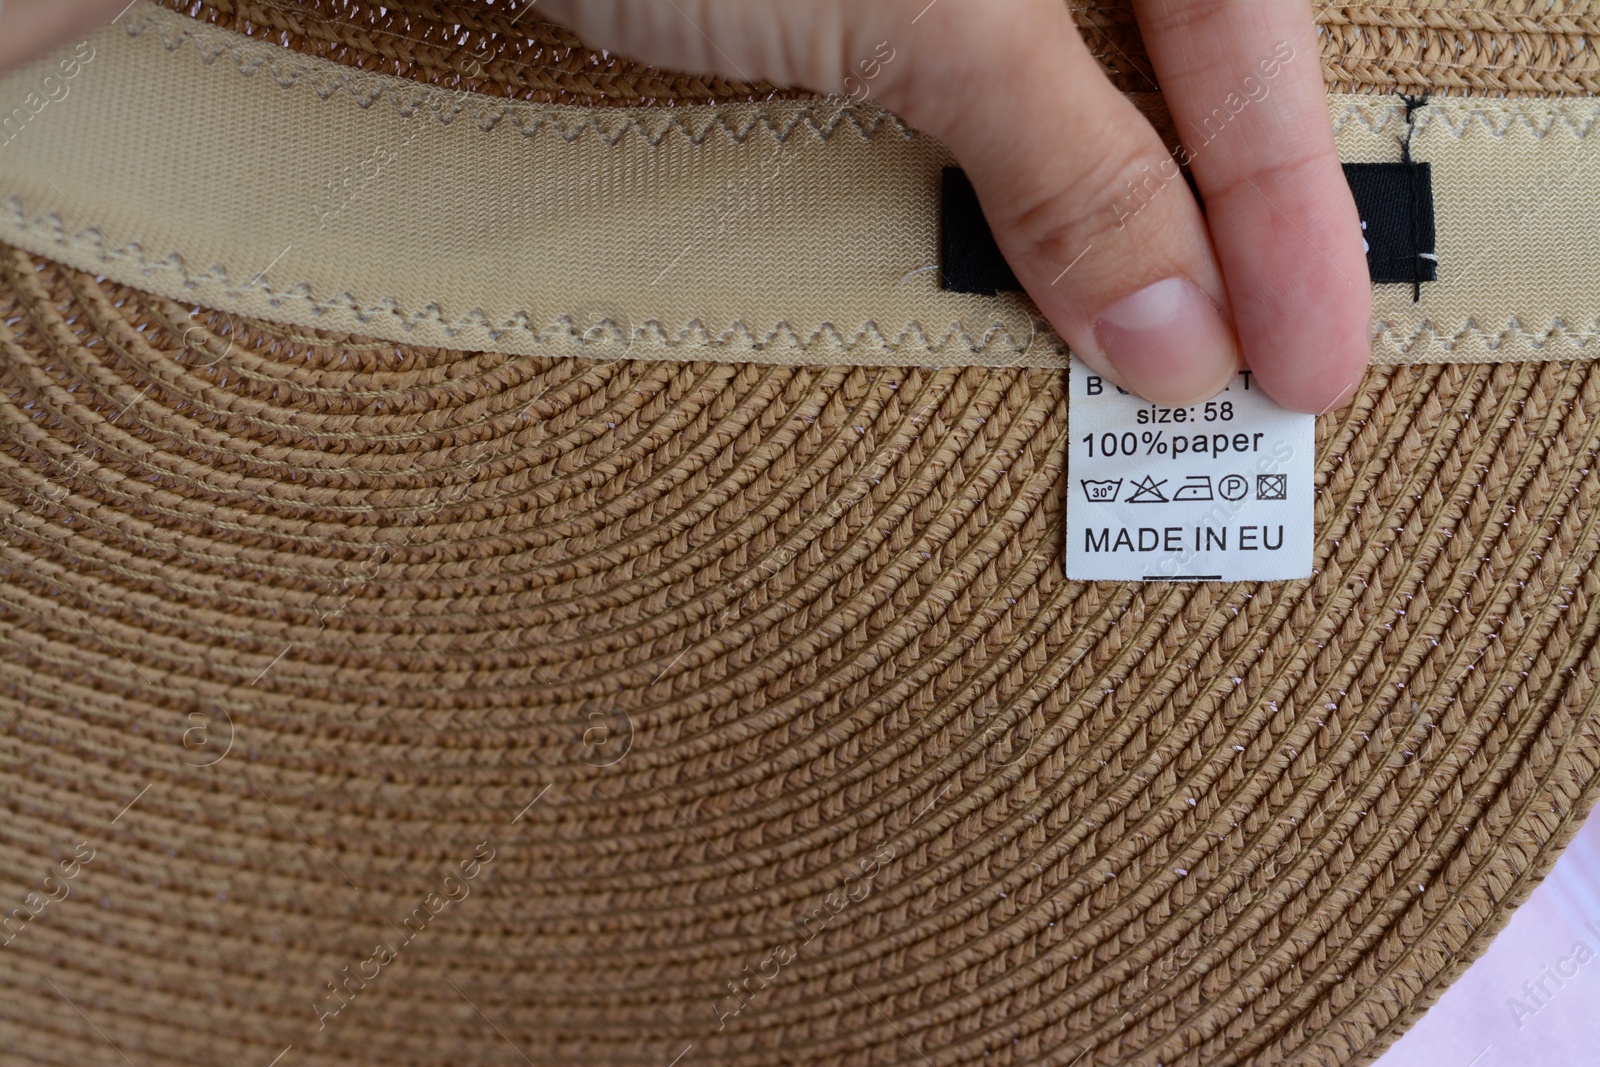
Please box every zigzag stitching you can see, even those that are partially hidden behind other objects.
[1330,102,1407,137]
[1419,105,1600,140]
[20,196,1600,360]
[1373,316,1600,355]
[1,199,1043,357]
[1329,101,1600,140]
[117,6,916,145]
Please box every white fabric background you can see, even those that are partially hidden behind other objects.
[1378,811,1600,1066]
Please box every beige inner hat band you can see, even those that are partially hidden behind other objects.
[1,3,1598,368]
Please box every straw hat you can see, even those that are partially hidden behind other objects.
[2,2,1598,1066]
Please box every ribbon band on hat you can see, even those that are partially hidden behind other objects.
[2,5,1599,370]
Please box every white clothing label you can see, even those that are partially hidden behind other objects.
[1066,358,1315,582]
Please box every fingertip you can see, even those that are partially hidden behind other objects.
[1234,244,1372,414]
[1252,362,1363,416]
[1244,325,1369,415]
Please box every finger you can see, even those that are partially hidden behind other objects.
[0,0,129,73]
[536,0,856,88]
[543,0,1243,406]
[878,0,1242,406]
[1132,0,1370,413]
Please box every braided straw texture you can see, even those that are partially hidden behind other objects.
[4,249,1600,1066]
[5,2,1600,1067]
[155,0,1600,100]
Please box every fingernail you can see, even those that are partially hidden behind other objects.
[1092,277,1239,405]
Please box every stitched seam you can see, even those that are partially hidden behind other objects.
[1329,101,1600,139]
[120,5,915,145]
[1372,318,1600,355]
[3,198,1044,357]
[1325,51,1600,79]
[27,190,1600,360]
[1416,105,1600,140]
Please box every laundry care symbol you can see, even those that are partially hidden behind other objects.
[1256,474,1288,501]
[1173,476,1212,502]
[1080,479,1122,503]
[1125,476,1168,504]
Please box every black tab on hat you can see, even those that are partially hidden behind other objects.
[939,168,1022,295]
[941,158,1437,298]
[1343,160,1437,293]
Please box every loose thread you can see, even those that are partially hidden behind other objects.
[1399,93,1431,302]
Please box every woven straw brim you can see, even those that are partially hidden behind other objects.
[3,4,1600,1067]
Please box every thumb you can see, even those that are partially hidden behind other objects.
[878,0,1240,405]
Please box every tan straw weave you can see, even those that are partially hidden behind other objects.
[3,3,1600,1067]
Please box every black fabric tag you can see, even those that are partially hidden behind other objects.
[940,168,1020,295]
[1343,161,1436,290]
[940,160,1437,296]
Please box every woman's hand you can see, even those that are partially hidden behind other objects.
[1,0,1369,411]
[542,0,1369,412]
